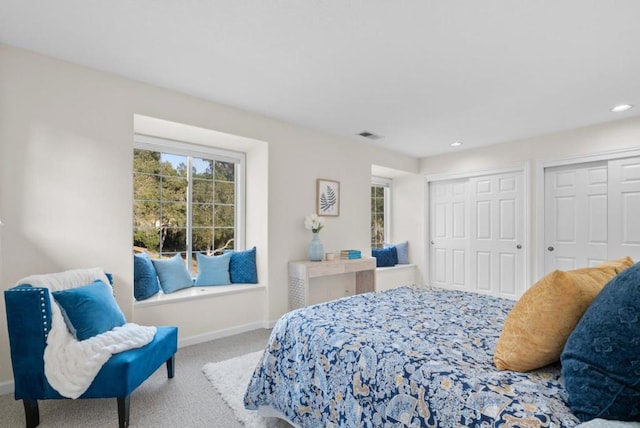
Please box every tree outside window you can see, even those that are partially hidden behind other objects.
[133,146,238,274]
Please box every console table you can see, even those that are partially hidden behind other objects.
[288,258,376,310]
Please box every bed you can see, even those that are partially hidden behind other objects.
[243,285,580,427]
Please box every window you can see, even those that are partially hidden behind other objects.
[133,135,245,274]
[371,177,391,248]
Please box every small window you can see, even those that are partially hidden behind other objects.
[371,177,391,248]
[133,135,245,274]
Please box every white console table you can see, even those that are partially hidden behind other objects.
[288,258,376,310]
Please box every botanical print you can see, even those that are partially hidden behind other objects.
[317,179,339,216]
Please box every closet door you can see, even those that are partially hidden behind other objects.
[544,162,608,272]
[429,170,526,298]
[469,172,525,299]
[608,156,640,261]
[429,179,469,290]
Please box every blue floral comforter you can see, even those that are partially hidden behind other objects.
[244,286,579,427]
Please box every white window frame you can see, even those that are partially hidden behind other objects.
[371,176,392,245]
[133,134,247,267]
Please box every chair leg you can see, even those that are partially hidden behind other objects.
[23,399,39,428]
[117,396,130,428]
[166,354,175,379]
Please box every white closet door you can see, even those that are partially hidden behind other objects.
[429,179,469,290]
[608,156,640,261]
[544,162,608,273]
[469,172,525,299]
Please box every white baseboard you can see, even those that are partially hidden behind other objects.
[177,321,268,348]
[0,379,14,396]
[263,319,278,329]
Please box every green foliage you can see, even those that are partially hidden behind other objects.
[371,185,385,247]
[133,148,236,256]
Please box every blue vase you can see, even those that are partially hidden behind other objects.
[308,233,324,261]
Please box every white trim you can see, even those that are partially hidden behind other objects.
[133,283,265,308]
[375,263,416,272]
[534,147,640,279]
[537,147,640,170]
[424,162,531,289]
[177,322,267,348]
[424,163,526,183]
[264,319,279,329]
[423,182,430,285]
[371,176,392,187]
[0,380,14,396]
[135,134,245,164]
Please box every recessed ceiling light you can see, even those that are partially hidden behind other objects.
[450,141,463,147]
[611,104,634,113]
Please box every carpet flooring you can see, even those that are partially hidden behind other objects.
[0,328,273,428]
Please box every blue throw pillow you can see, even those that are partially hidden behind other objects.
[384,241,409,264]
[229,247,258,284]
[372,247,396,267]
[195,252,232,286]
[151,253,193,294]
[133,253,160,300]
[52,280,127,341]
[561,262,640,422]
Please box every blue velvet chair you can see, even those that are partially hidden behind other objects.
[4,276,178,428]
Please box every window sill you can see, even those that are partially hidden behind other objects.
[133,283,265,308]
[376,263,415,271]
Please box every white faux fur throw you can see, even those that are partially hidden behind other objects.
[16,267,156,399]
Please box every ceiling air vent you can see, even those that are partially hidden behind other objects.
[358,131,381,140]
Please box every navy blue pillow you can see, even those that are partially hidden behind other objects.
[382,244,399,264]
[372,247,397,267]
[561,262,640,422]
[229,247,258,284]
[133,253,160,300]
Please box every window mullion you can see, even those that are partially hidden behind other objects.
[186,157,193,270]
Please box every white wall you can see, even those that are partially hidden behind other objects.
[0,43,419,387]
[390,174,426,283]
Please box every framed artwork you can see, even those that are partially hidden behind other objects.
[316,179,340,216]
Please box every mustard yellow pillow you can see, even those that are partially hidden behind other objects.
[493,263,622,372]
[594,256,634,273]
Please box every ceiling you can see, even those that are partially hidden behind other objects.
[1,1,639,158]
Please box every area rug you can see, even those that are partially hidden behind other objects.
[203,351,290,428]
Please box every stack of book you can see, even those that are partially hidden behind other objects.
[340,249,362,260]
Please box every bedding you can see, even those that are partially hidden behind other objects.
[244,286,580,427]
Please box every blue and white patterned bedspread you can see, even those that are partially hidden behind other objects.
[244,286,579,427]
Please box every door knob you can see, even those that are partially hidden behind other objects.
[430,240,434,245]
[516,244,522,249]
[547,246,554,251]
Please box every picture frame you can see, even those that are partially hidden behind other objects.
[316,179,340,216]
